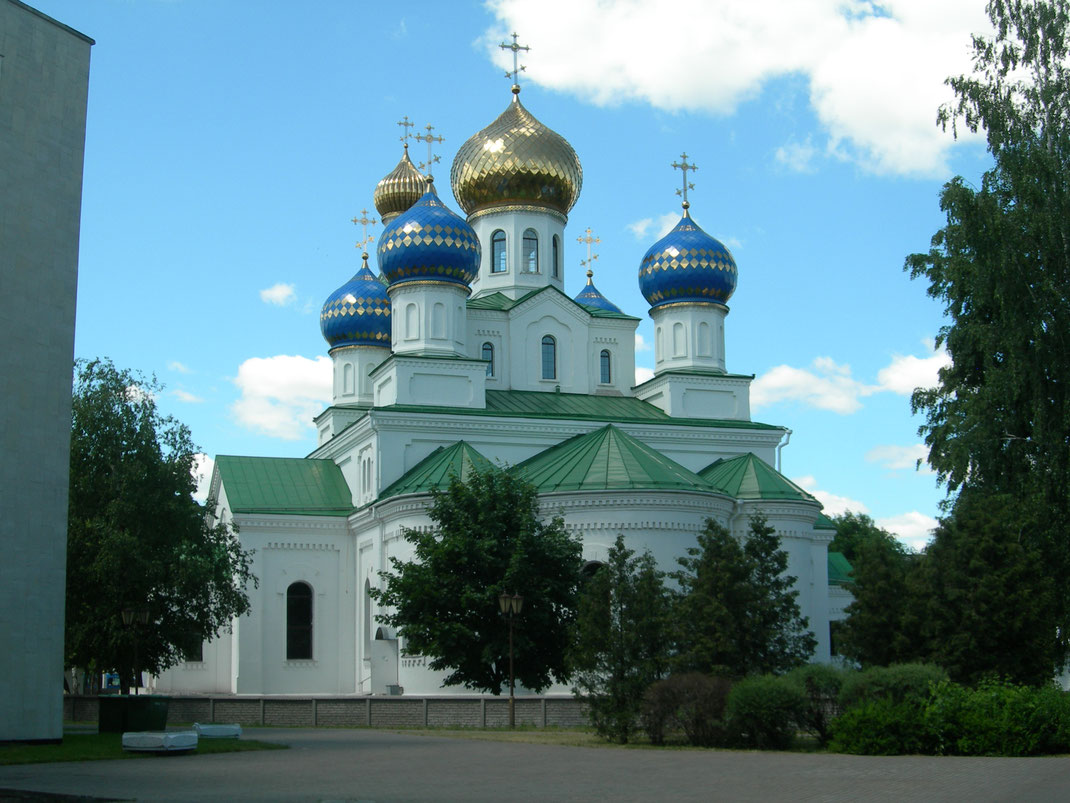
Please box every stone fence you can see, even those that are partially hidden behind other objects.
[64,695,586,729]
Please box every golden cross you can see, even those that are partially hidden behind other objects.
[577,227,600,269]
[351,208,377,252]
[672,153,697,207]
[413,123,444,178]
[397,115,414,144]
[500,32,530,89]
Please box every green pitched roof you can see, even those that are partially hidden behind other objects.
[815,512,837,530]
[699,453,817,502]
[511,424,712,493]
[466,286,640,320]
[216,456,353,516]
[828,551,853,586]
[377,441,496,502]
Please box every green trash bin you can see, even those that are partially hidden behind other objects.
[98,695,170,732]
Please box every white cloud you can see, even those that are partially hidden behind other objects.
[752,357,877,414]
[172,389,204,404]
[876,342,951,395]
[877,511,938,551]
[485,0,990,175]
[230,355,332,440]
[192,454,214,503]
[627,217,653,239]
[627,212,679,241]
[259,283,297,306]
[865,443,934,473]
[774,138,817,173]
[168,361,192,374]
[635,365,654,385]
[635,333,651,352]
[793,474,869,516]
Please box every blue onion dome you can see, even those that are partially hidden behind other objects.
[638,205,737,308]
[320,253,392,350]
[450,89,582,217]
[374,144,426,226]
[377,180,481,289]
[574,269,623,314]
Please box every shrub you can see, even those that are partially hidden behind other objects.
[640,673,732,747]
[829,697,931,755]
[785,663,848,746]
[724,674,806,750]
[838,663,947,710]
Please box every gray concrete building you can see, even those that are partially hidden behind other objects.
[0,0,92,741]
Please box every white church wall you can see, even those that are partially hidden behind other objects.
[469,208,567,299]
[588,317,638,395]
[151,630,233,694]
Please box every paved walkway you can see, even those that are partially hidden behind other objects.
[1,728,1068,802]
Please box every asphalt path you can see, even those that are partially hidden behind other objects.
[1,728,1069,802]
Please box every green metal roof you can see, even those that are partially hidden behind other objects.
[216,455,353,516]
[376,441,497,502]
[815,512,838,530]
[699,453,818,502]
[466,286,640,321]
[511,424,713,493]
[828,551,854,586]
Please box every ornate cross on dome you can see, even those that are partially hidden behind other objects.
[577,227,600,273]
[414,123,444,179]
[351,208,378,253]
[672,153,698,208]
[500,32,530,91]
[397,115,414,144]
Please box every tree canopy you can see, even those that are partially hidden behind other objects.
[66,359,255,691]
[372,468,583,694]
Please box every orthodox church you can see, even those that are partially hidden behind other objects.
[153,65,848,697]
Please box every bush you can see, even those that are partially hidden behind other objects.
[785,663,848,746]
[640,673,732,747]
[838,663,947,710]
[829,697,932,755]
[724,674,806,750]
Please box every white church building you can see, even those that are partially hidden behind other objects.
[154,74,845,697]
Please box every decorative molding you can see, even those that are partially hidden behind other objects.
[265,542,341,552]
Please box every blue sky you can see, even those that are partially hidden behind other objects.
[34,0,997,549]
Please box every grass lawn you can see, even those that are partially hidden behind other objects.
[0,732,287,766]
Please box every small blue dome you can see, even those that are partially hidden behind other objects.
[638,209,737,309]
[574,270,623,314]
[377,182,481,289]
[320,255,392,350]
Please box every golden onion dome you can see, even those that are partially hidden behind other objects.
[374,144,426,225]
[450,90,582,217]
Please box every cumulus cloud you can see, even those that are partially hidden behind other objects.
[635,365,655,385]
[230,355,332,440]
[793,474,869,516]
[192,454,214,503]
[876,341,951,395]
[877,511,938,551]
[485,0,990,175]
[865,443,934,473]
[774,138,818,173]
[627,212,679,241]
[172,389,204,404]
[168,361,192,374]
[635,333,651,352]
[260,283,297,306]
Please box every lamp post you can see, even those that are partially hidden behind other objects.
[121,605,150,695]
[498,592,524,728]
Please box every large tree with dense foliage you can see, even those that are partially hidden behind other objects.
[66,359,255,693]
[672,515,815,677]
[569,535,673,743]
[906,0,1070,667]
[372,468,583,694]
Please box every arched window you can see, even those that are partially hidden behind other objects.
[491,230,507,273]
[523,229,539,273]
[432,301,446,338]
[482,342,494,377]
[541,335,556,380]
[343,363,355,395]
[552,235,560,278]
[673,322,686,357]
[600,349,611,384]
[286,582,313,660]
[697,321,711,356]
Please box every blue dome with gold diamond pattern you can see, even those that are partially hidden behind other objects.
[574,270,623,314]
[638,209,737,309]
[377,182,481,289]
[320,255,392,350]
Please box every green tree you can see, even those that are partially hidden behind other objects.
[829,512,911,564]
[906,0,1070,662]
[569,535,672,743]
[673,515,815,677]
[66,359,255,693]
[839,537,919,667]
[372,468,582,694]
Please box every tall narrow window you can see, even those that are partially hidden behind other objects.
[541,335,556,380]
[491,230,507,273]
[482,342,494,377]
[523,229,539,273]
[600,349,611,384]
[286,582,313,660]
[552,235,560,278]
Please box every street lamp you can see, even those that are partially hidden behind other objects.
[121,605,150,695]
[498,592,524,728]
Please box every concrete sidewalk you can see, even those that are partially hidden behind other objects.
[1,728,1067,802]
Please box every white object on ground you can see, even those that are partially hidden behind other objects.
[121,730,198,752]
[193,722,242,739]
